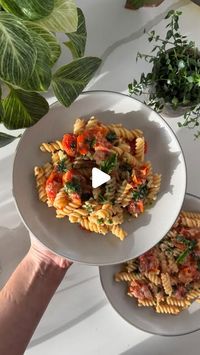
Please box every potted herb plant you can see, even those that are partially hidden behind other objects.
[125,0,164,10]
[0,1,101,147]
[128,10,200,137]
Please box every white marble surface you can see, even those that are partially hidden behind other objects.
[1,0,200,354]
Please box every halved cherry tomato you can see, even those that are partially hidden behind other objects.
[77,127,107,155]
[140,165,148,177]
[132,175,143,187]
[62,133,77,157]
[70,192,82,205]
[77,130,95,155]
[62,169,77,183]
[137,200,144,213]
[62,169,86,185]
[46,171,63,201]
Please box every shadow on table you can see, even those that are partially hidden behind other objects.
[120,329,200,355]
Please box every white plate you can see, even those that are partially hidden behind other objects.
[13,91,186,265]
[99,194,200,336]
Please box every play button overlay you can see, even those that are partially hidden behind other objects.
[92,168,111,188]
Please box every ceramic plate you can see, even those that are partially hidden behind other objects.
[99,193,200,336]
[13,91,186,265]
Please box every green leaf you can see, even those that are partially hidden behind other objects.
[24,22,61,66]
[36,0,78,33]
[19,28,52,92]
[0,0,54,20]
[0,132,21,147]
[64,8,87,59]
[0,13,37,86]
[0,85,3,121]
[52,56,101,107]
[165,10,175,19]
[100,153,117,174]
[2,89,49,129]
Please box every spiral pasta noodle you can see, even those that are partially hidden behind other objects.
[40,140,63,153]
[34,166,47,202]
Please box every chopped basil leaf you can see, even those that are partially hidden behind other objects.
[98,193,107,203]
[83,202,94,213]
[85,137,96,149]
[57,158,68,172]
[100,153,117,174]
[97,218,104,224]
[176,239,196,264]
[106,131,117,142]
[132,183,148,201]
[176,249,190,264]
[64,180,81,193]
[176,235,191,246]
[70,141,76,149]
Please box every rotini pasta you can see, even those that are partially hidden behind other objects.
[114,208,200,314]
[34,117,160,240]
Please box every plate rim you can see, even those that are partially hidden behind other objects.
[12,90,187,265]
[99,193,200,337]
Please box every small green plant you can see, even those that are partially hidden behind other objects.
[0,1,101,147]
[128,10,200,137]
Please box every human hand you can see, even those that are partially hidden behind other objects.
[29,232,72,270]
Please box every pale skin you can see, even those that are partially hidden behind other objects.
[0,235,72,355]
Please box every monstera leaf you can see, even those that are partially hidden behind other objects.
[2,89,49,129]
[0,13,37,86]
[65,8,87,59]
[52,57,101,106]
[37,0,78,33]
[0,0,54,20]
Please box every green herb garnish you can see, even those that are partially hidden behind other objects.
[83,202,94,213]
[64,180,81,194]
[98,193,107,203]
[176,238,196,264]
[132,183,148,201]
[57,158,68,173]
[100,153,117,174]
[85,137,96,149]
[106,131,117,142]
[97,218,104,224]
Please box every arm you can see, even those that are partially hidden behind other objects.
[0,237,72,355]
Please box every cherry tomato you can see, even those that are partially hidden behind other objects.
[46,171,63,201]
[62,133,77,157]
[136,200,144,213]
[77,127,107,155]
[62,169,77,183]
[70,192,82,205]
[179,265,198,283]
[77,130,95,155]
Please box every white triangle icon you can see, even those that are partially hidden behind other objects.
[92,168,111,188]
